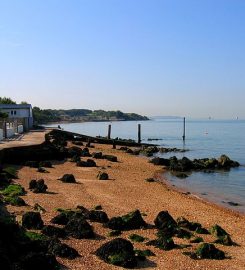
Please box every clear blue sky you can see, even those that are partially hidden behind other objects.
[0,0,245,118]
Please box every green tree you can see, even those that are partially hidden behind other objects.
[0,97,16,104]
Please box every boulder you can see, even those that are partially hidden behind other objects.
[146,236,175,251]
[59,174,76,183]
[195,243,225,259]
[88,210,109,223]
[154,211,177,231]
[150,157,170,166]
[103,155,118,162]
[17,252,58,270]
[106,210,146,231]
[95,238,137,268]
[64,216,94,239]
[67,146,82,157]
[22,212,44,230]
[210,224,229,237]
[41,225,66,238]
[76,159,96,167]
[48,238,79,259]
[92,152,103,159]
[39,161,53,168]
[25,161,39,168]
[29,179,48,193]
[81,148,91,157]
[97,172,109,180]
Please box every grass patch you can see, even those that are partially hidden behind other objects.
[2,184,25,197]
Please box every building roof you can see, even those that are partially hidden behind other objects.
[0,104,32,109]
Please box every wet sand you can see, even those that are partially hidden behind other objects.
[7,142,245,270]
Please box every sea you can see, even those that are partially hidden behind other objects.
[46,117,245,213]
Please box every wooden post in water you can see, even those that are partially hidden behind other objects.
[138,124,141,144]
[107,124,111,139]
[182,117,186,141]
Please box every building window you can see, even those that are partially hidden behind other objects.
[14,111,16,115]
[11,110,13,115]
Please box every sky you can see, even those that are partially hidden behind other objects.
[0,0,245,119]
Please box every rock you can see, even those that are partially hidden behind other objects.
[65,216,94,239]
[95,238,137,268]
[51,212,72,225]
[195,243,225,259]
[108,230,122,237]
[72,141,84,146]
[81,147,91,157]
[25,161,39,168]
[218,155,239,168]
[67,146,82,157]
[177,217,208,233]
[33,203,46,213]
[39,161,53,168]
[103,155,118,162]
[92,152,103,159]
[88,210,109,223]
[154,211,177,231]
[129,234,146,242]
[214,235,233,246]
[41,225,66,238]
[145,178,155,182]
[210,224,229,237]
[29,179,48,193]
[97,171,109,180]
[17,252,58,270]
[59,174,76,183]
[106,210,146,231]
[76,159,96,167]
[70,155,81,163]
[37,167,48,173]
[146,236,175,250]
[22,212,44,229]
[150,157,170,166]
[48,238,79,259]
[190,237,204,243]
[4,196,26,206]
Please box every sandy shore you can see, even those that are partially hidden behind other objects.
[7,142,245,270]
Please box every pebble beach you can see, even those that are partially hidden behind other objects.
[6,141,245,270]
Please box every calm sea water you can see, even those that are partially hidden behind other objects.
[47,118,245,213]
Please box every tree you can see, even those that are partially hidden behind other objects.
[0,97,16,104]
[20,101,29,105]
[0,110,8,119]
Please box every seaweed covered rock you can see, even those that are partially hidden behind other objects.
[81,147,91,157]
[154,211,177,231]
[48,238,79,259]
[76,159,96,167]
[41,225,66,238]
[218,155,239,168]
[95,238,137,268]
[50,209,81,225]
[22,212,44,230]
[210,224,229,237]
[29,179,48,193]
[59,174,76,183]
[150,157,170,166]
[177,216,208,234]
[106,210,146,231]
[97,171,109,180]
[88,210,109,223]
[65,216,94,239]
[103,155,118,162]
[92,152,103,159]
[25,161,39,168]
[39,161,53,168]
[4,196,26,206]
[195,243,225,259]
[17,252,58,270]
[67,146,82,157]
[146,236,175,251]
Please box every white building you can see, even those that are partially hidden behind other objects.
[0,104,33,131]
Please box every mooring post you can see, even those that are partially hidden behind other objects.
[138,124,141,144]
[182,117,186,141]
[107,124,111,139]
